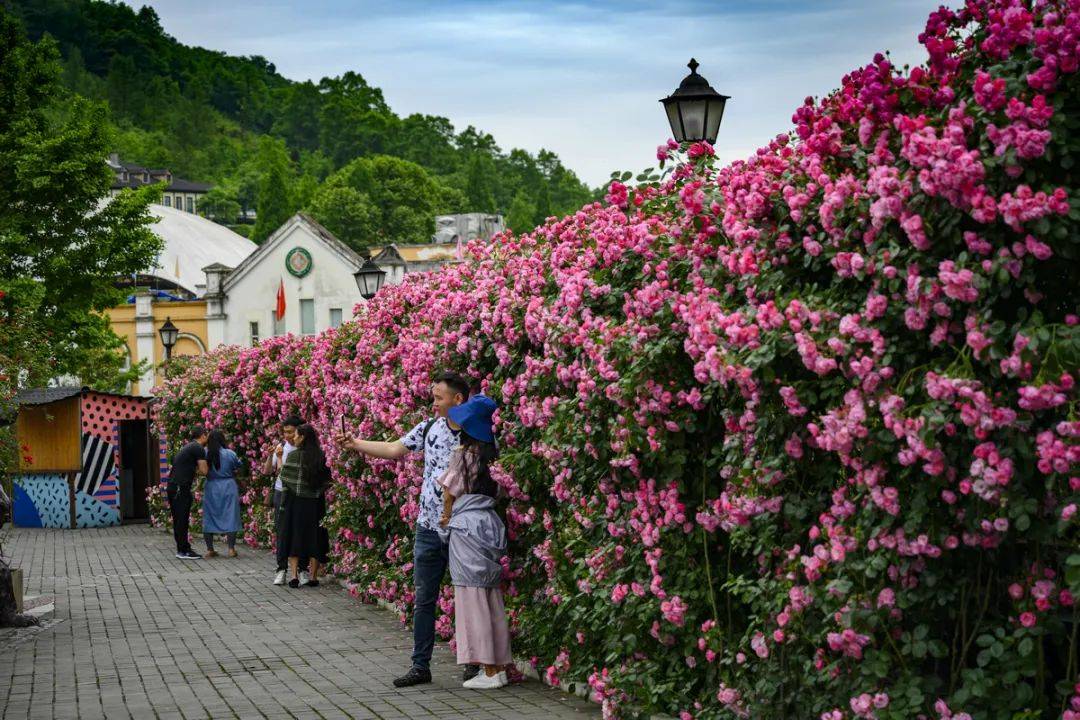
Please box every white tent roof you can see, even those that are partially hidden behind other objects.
[145,204,257,296]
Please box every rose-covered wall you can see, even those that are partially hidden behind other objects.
[155,2,1080,718]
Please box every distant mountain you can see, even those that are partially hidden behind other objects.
[10,0,596,244]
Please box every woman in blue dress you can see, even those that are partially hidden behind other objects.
[202,430,242,558]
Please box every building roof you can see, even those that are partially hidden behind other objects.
[109,159,211,194]
[13,386,151,407]
[370,243,461,264]
[112,178,212,193]
[14,386,84,406]
[370,245,406,266]
[165,178,213,193]
[145,204,258,296]
[223,213,364,293]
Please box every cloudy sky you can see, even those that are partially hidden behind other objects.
[123,0,942,187]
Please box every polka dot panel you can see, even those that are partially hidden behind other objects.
[81,392,149,440]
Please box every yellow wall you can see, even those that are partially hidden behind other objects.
[105,300,208,394]
[107,303,138,371]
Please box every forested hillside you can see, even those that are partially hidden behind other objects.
[9,0,596,246]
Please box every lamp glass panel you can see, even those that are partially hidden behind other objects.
[704,97,727,143]
[678,99,707,142]
[664,102,684,142]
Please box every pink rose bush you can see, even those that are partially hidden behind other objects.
[155,1,1080,717]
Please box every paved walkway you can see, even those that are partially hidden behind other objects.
[0,526,599,720]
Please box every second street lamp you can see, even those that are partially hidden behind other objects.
[660,58,730,145]
[158,316,179,362]
[353,256,387,301]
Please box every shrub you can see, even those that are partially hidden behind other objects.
[157,2,1080,717]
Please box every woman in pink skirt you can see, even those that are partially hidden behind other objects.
[438,394,511,689]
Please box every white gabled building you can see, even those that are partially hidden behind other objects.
[204,213,367,347]
[110,210,500,394]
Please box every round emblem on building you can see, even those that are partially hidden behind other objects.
[285,247,313,278]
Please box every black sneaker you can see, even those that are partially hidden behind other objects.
[288,578,300,588]
[393,666,432,688]
[176,550,201,560]
[304,579,320,588]
[463,664,481,682]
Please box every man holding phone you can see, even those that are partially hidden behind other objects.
[336,370,475,687]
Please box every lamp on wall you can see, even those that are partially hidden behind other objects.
[158,317,179,361]
[353,256,387,301]
[660,58,730,144]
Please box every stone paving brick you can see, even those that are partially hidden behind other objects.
[0,526,600,720]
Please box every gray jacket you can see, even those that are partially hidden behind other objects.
[437,494,506,588]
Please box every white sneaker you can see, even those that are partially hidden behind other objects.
[273,570,287,586]
[299,571,310,585]
[463,671,507,689]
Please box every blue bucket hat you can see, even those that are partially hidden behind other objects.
[448,394,497,444]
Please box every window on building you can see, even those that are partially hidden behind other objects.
[185,196,194,213]
[329,308,343,328]
[163,196,171,208]
[300,299,315,335]
[249,321,260,346]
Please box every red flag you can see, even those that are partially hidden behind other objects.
[275,278,286,321]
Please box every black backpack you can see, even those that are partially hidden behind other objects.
[421,417,438,449]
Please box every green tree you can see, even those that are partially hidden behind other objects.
[60,44,102,99]
[105,53,139,119]
[271,81,322,151]
[199,183,241,223]
[306,183,378,251]
[11,0,597,253]
[465,153,497,213]
[0,10,161,388]
[391,113,460,175]
[306,155,459,247]
[505,189,537,234]
[533,182,552,226]
[252,137,295,242]
[317,72,394,166]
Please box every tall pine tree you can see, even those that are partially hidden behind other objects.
[465,153,497,213]
[252,137,295,243]
[506,189,536,234]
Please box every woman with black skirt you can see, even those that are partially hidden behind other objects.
[278,424,331,588]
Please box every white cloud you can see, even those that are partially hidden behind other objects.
[125,0,942,186]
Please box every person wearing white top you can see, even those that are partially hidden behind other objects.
[262,415,303,586]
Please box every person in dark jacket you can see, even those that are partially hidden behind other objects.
[168,427,209,560]
[277,424,330,588]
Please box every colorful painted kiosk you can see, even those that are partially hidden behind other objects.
[12,387,167,528]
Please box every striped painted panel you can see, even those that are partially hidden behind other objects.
[75,433,115,497]
[159,436,170,486]
[94,477,119,507]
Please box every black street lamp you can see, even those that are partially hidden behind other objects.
[660,58,730,144]
[158,316,179,361]
[353,255,387,301]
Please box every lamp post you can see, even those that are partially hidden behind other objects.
[353,255,387,301]
[158,317,179,362]
[660,58,730,144]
